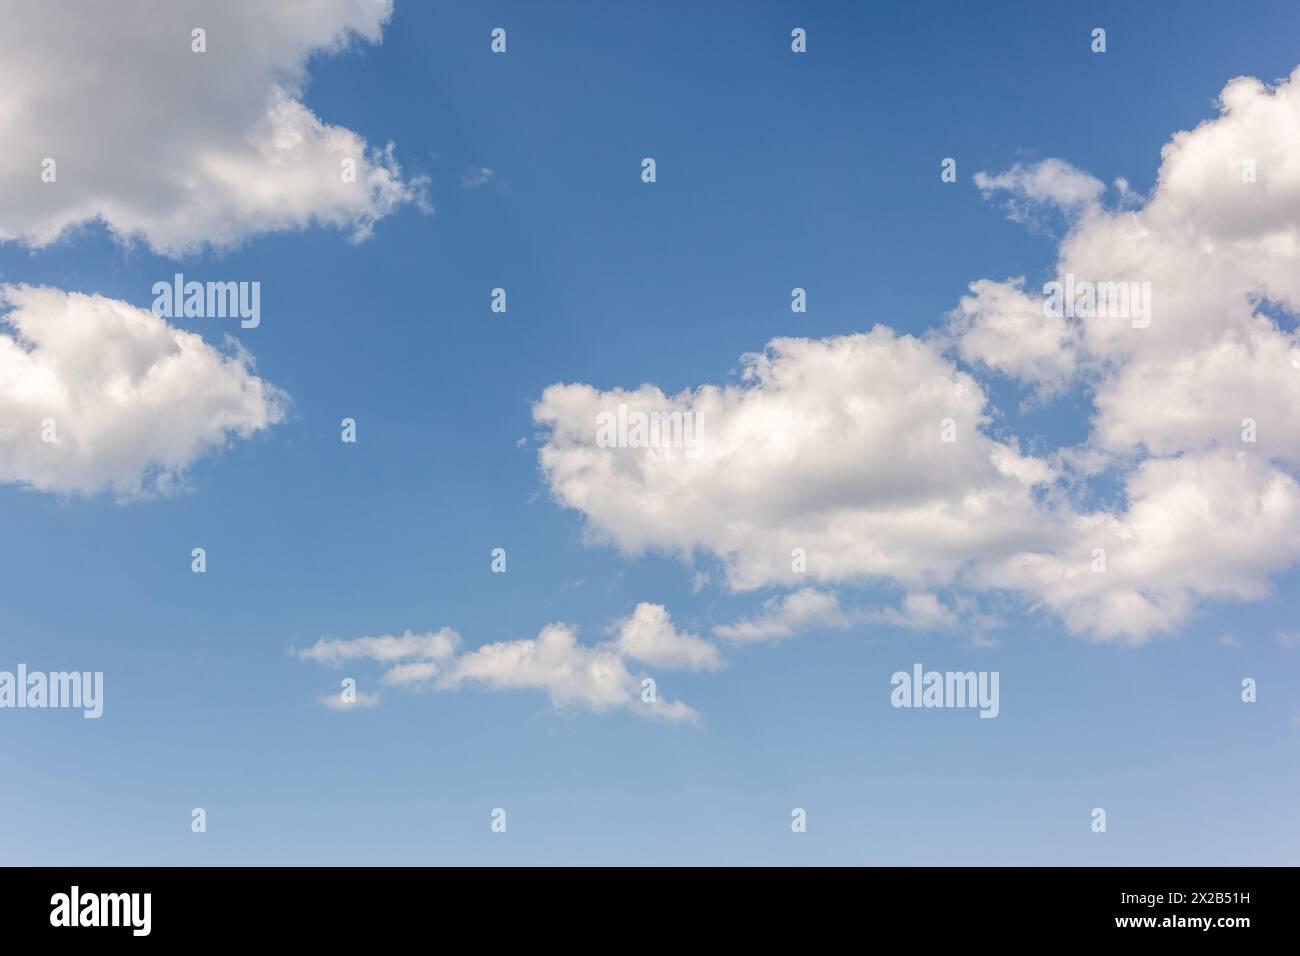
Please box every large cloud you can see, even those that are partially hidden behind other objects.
[535,66,1300,645]
[534,327,1062,593]
[0,0,423,255]
[0,284,285,498]
[974,450,1300,643]
[959,69,1300,467]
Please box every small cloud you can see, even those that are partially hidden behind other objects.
[462,166,494,189]
[1276,632,1300,649]
[441,622,700,722]
[968,634,1001,650]
[296,629,461,666]
[973,158,1105,221]
[299,612,702,721]
[1219,633,1240,648]
[609,602,724,672]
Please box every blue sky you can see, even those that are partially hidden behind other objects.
[1,0,1298,865]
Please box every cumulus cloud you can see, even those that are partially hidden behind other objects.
[534,327,1062,593]
[976,450,1300,644]
[962,69,1300,470]
[960,69,1300,639]
[947,277,1078,394]
[0,284,285,498]
[609,602,723,671]
[535,66,1300,645]
[0,0,425,255]
[973,158,1106,219]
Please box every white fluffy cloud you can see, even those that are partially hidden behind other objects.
[954,68,1300,639]
[947,277,1078,394]
[975,450,1300,644]
[973,158,1106,222]
[962,69,1300,469]
[534,327,1062,593]
[0,284,285,498]
[536,66,1300,645]
[0,0,424,255]
[609,602,723,671]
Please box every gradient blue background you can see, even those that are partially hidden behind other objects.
[1,0,1297,864]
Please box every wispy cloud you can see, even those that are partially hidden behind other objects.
[462,166,494,189]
